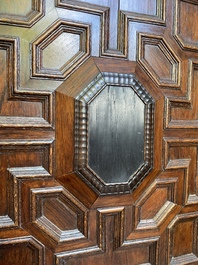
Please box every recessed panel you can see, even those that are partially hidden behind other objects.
[42,32,80,70]
[179,1,198,46]
[43,197,77,230]
[138,34,180,87]
[0,0,32,16]
[120,0,157,15]
[144,44,172,81]
[88,85,144,184]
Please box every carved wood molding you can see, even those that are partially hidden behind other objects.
[0,36,54,128]
[0,0,44,27]
[56,57,156,195]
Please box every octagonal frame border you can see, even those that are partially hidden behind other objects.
[74,71,155,195]
[32,19,90,79]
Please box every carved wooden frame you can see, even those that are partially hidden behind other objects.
[56,57,156,195]
[74,72,155,194]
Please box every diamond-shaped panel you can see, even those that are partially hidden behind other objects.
[32,20,90,79]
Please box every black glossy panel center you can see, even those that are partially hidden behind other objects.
[88,85,145,184]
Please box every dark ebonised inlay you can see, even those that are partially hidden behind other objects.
[88,85,144,184]
[75,72,154,194]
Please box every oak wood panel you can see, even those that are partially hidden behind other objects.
[0,0,198,264]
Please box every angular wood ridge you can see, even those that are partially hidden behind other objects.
[0,36,54,128]
[97,207,125,251]
[165,60,198,129]
[138,33,181,88]
[174,0,198,51]
[0,236,44,265]
[0,0,44,27]
[32,20,90,79]
[168,212,198,264]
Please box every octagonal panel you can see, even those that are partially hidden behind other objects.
[88,84,144,184]
[31,187,88,243]
[32,20,90,79]
[138,33,180,87]
[74,72,154,194]
[56,58,156,195]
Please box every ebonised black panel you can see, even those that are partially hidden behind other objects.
[88,85,145,184]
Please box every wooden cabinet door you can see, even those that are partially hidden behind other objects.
[1,0,198,264]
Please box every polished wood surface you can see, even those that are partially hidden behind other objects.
[1,0,198,264]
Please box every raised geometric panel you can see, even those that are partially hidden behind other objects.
[75,72,154,193]
[31,186,88,243]
[6,166,51,229]
[168,213,198,265]
[0,140,54,229]
[0,236,44,265]
[57,0,165,58]
[56,58,155,195]
[97,207,124,251]
[0,36,53,128]
[56,238,159,265]
[32,20,90,79]
[57,0,127,57]
[164,138,198,205]
[165,60,198,129]
[1,0,198,264]
[133,178,178,230]
[138,33,180,87]
[55,206,159,265]
[120,0,163,16]
[174,0,198,51]
[0,0,44,27]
